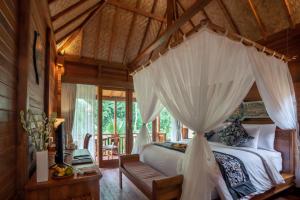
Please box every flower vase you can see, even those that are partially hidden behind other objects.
[36,150,48,182]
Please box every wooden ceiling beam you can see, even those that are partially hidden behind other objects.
[56,1,106,44]
[216,0,240,34]
[122,0,142,64]
[54,3,100,34]
[138,0,158,54]
[64,54,127,69]
[57,29,81,53]
[247,0,267,39]
[94,9,103,58]
[176,0,196,28]
[129,0,212,69]
[107,0,166,22]
[282,0,295,29]
[149,14,166,60]
[51,0,87,21]
[108,6,119,62]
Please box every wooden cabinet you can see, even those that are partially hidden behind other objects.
[25,152,102,200]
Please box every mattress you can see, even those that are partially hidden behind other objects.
[140,141,284,200]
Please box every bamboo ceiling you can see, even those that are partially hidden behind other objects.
[48,0,300,68]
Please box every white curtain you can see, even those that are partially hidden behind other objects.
[171,118,181,142]
[248,48,299,185]
[61,83,77,146]
[148,28,255,200]
[72,84,98,157]
[132,68,163,154]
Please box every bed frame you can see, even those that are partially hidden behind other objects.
[251,128,296,200]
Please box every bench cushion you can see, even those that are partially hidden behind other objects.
[123,161,166,194]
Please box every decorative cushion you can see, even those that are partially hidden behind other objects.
[207,122,232,143]
[239,125,260,148]
[217,120,254,146]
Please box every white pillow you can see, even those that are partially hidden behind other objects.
[240,125,260,148]
[242,124,276,150]
[258,124,276,150]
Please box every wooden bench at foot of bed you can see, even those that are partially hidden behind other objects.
[119,154,183,200]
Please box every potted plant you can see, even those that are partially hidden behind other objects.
[20,110,57,182]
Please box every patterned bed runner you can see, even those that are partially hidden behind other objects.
[154,142,256,199]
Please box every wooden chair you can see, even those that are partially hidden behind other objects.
[83,133,92,149]
[103,134,119,160]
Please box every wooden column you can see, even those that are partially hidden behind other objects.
[126,90,133,154]
[98,87,103,167]
[114,99,117,135]
[16,0,31,196]
[152,119,157,142]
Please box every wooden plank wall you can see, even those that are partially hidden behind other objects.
[0,0,18,199]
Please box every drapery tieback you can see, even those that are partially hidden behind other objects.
[142,123,146,126]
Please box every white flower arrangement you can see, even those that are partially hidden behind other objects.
[20,110,57,151]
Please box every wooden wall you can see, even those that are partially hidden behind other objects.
[61,54,133,90]
[0,0,18,199]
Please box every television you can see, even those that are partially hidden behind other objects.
[55,122,65,165]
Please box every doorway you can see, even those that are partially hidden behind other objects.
[99,89,127,166]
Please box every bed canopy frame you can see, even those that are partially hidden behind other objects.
[131,20,290,76]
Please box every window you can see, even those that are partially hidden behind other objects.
[158,107,173,140]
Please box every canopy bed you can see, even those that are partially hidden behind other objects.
[129,22,300,200]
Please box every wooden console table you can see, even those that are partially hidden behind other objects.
[25,150,102,200]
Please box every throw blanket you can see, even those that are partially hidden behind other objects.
[154,142,256,199]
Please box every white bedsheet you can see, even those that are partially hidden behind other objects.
[140,141,284,200]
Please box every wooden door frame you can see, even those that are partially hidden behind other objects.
[98,87,133,167]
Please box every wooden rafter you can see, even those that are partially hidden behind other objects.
[122,0,142,64]
[176,0,196,28]
[282,0,295,29]
[247,0,267,39]
[108,6,119,62]
[57,29,81,53]
[107,0,166,22]
[64,54,127,69]
[216,0,240,34]
[129,0,212,69]
[54,3,100,34]
[56,1,106,44]
[137,0,158,54]
[149,15,166,60]
[51,1,87,21]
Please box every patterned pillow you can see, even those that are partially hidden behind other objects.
[217,121,254,146]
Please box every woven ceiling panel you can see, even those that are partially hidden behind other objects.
[125,14,148,63]
[289,0,300,24]
[81,10,101,58]
[252,0,289,34]
[110,8,134,63]
[222,0,262,41]
[96,4,115,60]
[204,0,235,33]
[64,30,83,55]
[53,0,98,30]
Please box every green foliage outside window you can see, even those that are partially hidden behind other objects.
[102,100,126,135]
[159,107,173,139]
